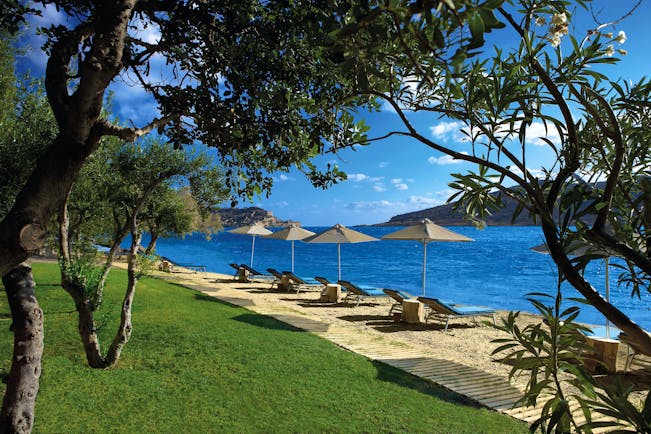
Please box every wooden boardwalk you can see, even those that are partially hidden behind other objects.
[171,273,639,432]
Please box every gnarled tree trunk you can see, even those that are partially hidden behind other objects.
[542,221,651,356]
[144,230,158,255]
[0,2,147,430]
[104,226,142,366]
[0,264,43,434]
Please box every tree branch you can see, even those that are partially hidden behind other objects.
[95,115,175,142]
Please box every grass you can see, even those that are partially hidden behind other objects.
[1,262,527,433]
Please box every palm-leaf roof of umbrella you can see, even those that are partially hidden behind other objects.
[381,219,473,242]
[228,223,272,236]
[264,224,315,241]
[303,224,378,243]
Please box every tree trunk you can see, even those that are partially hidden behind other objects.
[73,300,106,369]
[0,135,100,277]
[0,264,43,434]
[542,221,651,356]
[144,231,158,255]
[57,190,71,264]
[104,226,141,367]
[59,280,107,369]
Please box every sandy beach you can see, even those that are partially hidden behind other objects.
[147,265,650,407]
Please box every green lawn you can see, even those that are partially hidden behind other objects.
[0,262,526,433]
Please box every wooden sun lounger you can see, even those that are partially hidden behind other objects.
[383,289,415,315]
[238,264,276,283]
[417,296,495,331]
[337,280,387,306]
[283,271,321,294]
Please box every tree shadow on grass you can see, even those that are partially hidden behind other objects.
[193,293,254,307]
[232,313,303,332]
[232,312,332,333]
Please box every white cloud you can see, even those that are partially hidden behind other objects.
[406,195,446,207]
[428,119,563,147]
[373,183,387,192]
[345,200,393,210]
[427,152,469,165]
[347,173,368,182]
[278,174,295,182]
[379,75,423,113]
[389,178,408,190]
[430,121,464,139]
[378,161,389,169]
[32,3,68,26]
[510,166,553,179]
[525,121,562,146]
[130,19,162,45]
[343,190,453,214]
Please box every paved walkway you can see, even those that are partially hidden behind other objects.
[165,270,635,432]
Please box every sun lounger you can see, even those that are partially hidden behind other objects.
[619,332,644,371]
[240,264,268,277]
[417,296,495,331]
[266,268,284,280]
[228,263,243,279]
[337,280,388,306]
[232,264,275,283]
[314,276,332,286]
[383,289,416,315]
[283,271,321,294]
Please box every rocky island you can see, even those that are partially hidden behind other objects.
[217,207,299,227]
[376,195,533,226]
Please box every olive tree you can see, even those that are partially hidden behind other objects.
[332,0,651,354]
[0,2,370,431]
[58,137,227,368]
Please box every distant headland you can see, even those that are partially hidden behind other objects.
[217,207,300,227]
[375,195,533,226]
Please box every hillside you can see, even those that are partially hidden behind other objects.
[377,195,533,226]
[378,182,603,226]
[216,206,299,227]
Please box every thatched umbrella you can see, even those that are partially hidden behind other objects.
[303,224,378,280]
[264,224,315,272]
[381,219,473,295]
[228,223,272,267]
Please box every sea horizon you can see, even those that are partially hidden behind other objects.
[143,225,650,331]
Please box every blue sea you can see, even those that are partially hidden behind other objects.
[145,226,650,330]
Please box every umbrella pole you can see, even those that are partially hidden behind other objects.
[422,241,427,296]
[250,236,256,268]
[605,257,610,338]
[337,243,341,281]
[291,240,295,273]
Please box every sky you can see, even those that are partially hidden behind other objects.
[14,1,651,226]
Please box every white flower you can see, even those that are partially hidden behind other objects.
[618,49,628,56]
[604,45,615,57]
[550,34,562,47]
[535,16,547,26]
[616,30,627,44]
[549,12,568,38]
[551,12,567,26]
